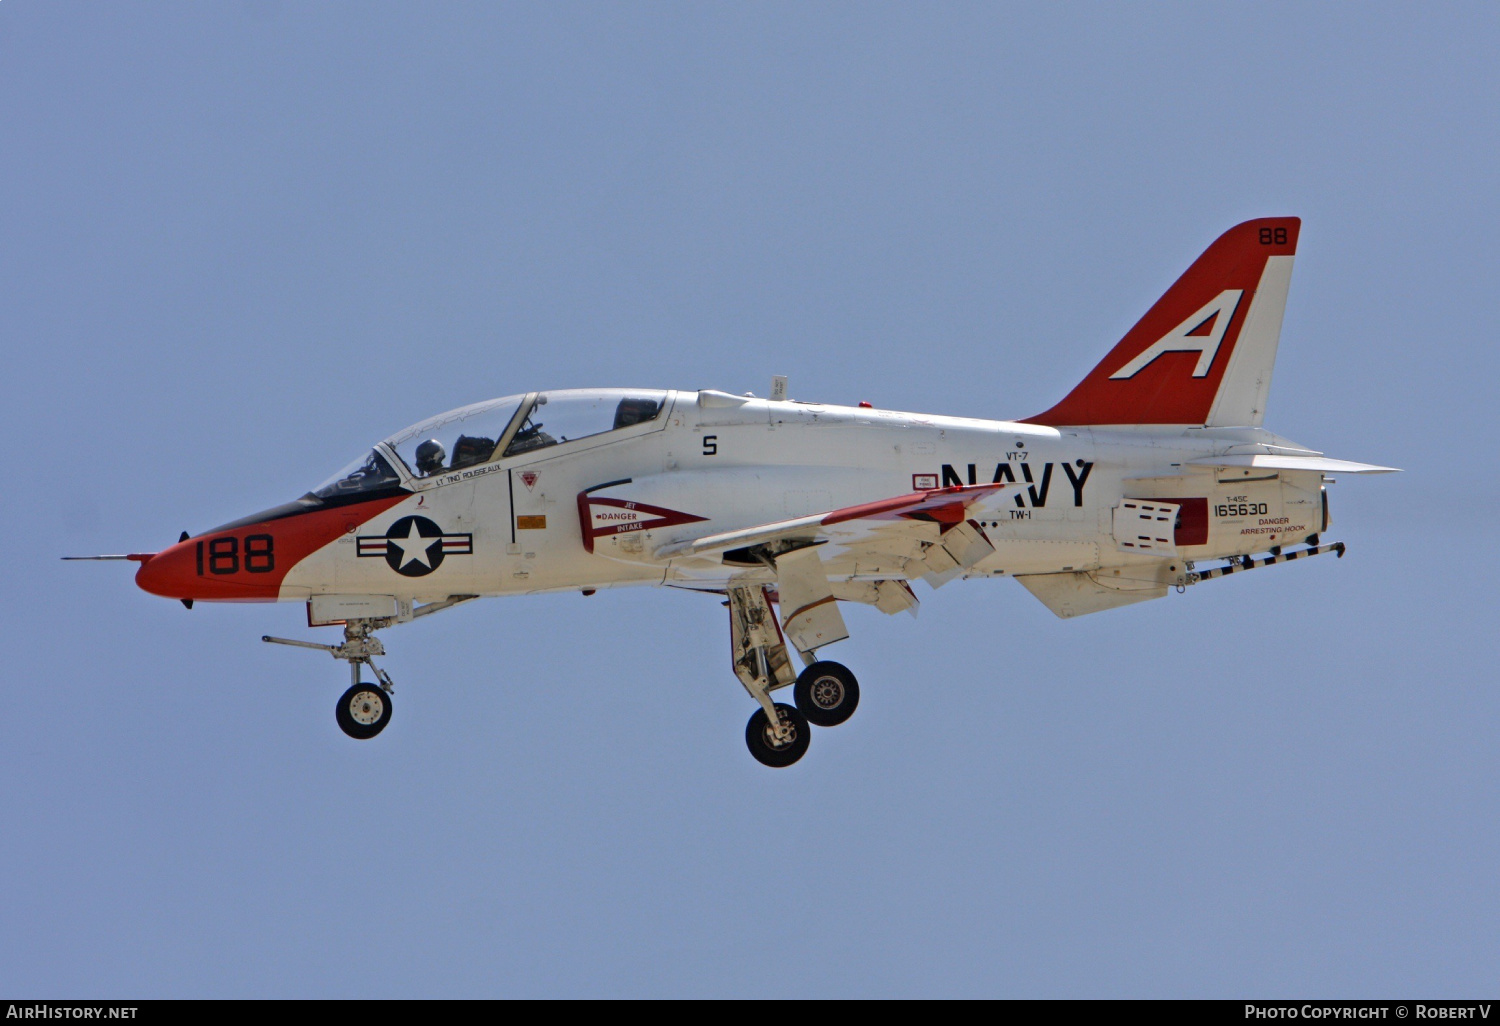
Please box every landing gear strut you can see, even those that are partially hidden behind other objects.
[265,619,397,739]
[726,586,862,766]
[262,596,475,739]
[727,585,805,766]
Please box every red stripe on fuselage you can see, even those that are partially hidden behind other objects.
[134,493,408,601]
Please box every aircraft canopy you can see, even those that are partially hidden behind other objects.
[313,389,670,497]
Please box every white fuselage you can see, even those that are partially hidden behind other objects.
[279,389,1327,603]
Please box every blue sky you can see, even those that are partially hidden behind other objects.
[3,2,1497,997]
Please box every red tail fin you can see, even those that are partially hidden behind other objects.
[1025,217,1300,427]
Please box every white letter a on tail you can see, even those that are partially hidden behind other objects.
[1109,289,1243,379]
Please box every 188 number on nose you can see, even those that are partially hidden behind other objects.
[195,534,275,575]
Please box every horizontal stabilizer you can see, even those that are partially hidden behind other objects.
[1185,454,1399,474]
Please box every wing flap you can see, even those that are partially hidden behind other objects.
[774,546,850,654]
[920,518,997,588]
[832,579,921,617]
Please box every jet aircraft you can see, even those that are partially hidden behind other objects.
[72,217,1395,766]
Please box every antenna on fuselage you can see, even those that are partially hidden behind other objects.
[771,375,788,401]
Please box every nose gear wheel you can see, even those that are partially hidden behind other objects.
[336,682,392,739]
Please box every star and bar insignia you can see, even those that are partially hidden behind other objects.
[357,515,473,577]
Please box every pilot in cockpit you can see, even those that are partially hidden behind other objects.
[414,439,447,477]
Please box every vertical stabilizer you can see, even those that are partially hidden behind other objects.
[1025,217,1299,427]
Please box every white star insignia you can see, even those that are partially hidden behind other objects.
[387,520,436,569]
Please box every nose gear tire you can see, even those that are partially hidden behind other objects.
[793,661,859,727]
[336,682,392,740]
[745,703,810,767]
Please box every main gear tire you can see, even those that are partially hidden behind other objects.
[336,682,392,740]
[794,661,859,727]
[745,703,810,768]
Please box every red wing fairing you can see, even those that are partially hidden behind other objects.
[655,483,1006,565]
[822,484,1008,528]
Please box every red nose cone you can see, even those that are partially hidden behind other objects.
[134,540,211,600]
[134,529,297,601]
[136,536,288,600]
[134,546,175,598]
[136,493,408,603]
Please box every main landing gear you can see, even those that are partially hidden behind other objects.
[742,663,861,767]
[727,585,861,768]
[745,703,810,767]
[262,596,474,740]
[794,660,859,727]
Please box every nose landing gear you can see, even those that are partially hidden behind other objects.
[336,680,393,740]
[262,595,475,739]
[265,620,397,739]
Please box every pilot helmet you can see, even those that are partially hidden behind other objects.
[414,438,447,475]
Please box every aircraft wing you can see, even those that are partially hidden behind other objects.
[653,483,1007,589]
[647,483,1009,647]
